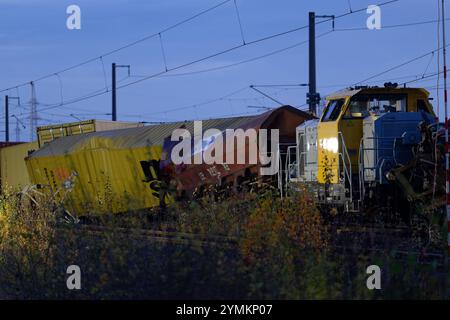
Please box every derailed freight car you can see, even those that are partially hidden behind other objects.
[160,105,314,198]
[25,106,312,216]
[0,120,144,193]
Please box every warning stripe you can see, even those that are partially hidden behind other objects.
[445,90,449,254]
[442,0,449,255]
[444,65,449,254]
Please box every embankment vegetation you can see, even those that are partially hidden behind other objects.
[0,186,447,299]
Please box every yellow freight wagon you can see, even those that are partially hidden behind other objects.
[27,128,173,215]
[37,119,144,148]
[26,118,212,215]
[0,141,39,190]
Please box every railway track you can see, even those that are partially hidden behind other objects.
[60,224,238,248]
[58,221,445,266]
[329,223,446,266]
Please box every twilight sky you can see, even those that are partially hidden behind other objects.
[0,0,446,141]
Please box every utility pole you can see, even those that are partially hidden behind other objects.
[5,96,20,142]
[30,81,38,141]
[112,63,116,121]
[111,63,131,122]
[307,12,334,116]
[308,12,317,116]
[5,95,8,142]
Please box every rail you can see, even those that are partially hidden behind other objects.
[64,224,238,248]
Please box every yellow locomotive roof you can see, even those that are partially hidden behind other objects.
[326,87,430,100]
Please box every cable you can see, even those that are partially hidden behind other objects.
[250,86,284,106]
[158,33,169,72]
[401,70,443,85]
[233,0,246,45]
[0,0,400,121]
[30,75,129,112]
[54,73,64,105]
[100,56,109,91]
[142,86,249,116]
[335,17,450,31]
[155,31,332,78]
[347,0,353,13]
[317,71,443,90]
[2,18,317,117]
[0,0,399,96]
[354,44,450,86]
[422,52,435,78]
[117,0,401,91]
[0,0,234,94]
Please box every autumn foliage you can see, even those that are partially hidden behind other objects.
[0,185,447,299]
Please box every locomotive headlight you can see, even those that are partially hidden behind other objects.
[319,137,339,154]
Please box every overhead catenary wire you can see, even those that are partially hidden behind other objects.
[316,71,446,89]
[94,68,450,122]
[250,85,285,106]
[0,24,338,119]
[422,51,435,78]
[152,30,333,78]
[347,0,353,13]
[233,0,246,45]
[0,85,287,121]
[158,33,169,72]
[0,0,399,97]
[0,0,401,124]
[335,17,450,31]
[54,73,64,106]
[100,56,109,92]
[116,0,400,91]
[4,69,442,123]
[2,20,323,119]
[401,70,444,85]
[354,44,450,86]
[5,75,132,119]
[0,0,235,94]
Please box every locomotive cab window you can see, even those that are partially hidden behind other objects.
[321,99,345,122]
[343,100,370,119]
[417,99,432,113]
[344,94,407,119]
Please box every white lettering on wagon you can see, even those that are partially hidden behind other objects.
[170,121,279,175]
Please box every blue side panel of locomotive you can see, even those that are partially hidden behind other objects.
[362,111,435,184]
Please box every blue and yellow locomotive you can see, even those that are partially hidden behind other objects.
[288,84,442,221]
